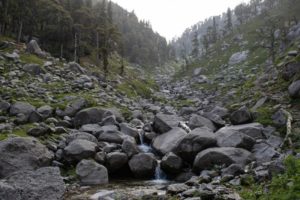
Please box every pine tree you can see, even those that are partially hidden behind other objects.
[191,31,200,59]
[225,8,233,33]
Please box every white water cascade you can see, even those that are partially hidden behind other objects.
[138,131,152,153]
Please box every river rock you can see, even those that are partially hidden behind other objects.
[193,147,252,172]
[153,113,182,133]
[167,183,189,194]
[216,129,255,150]
[128,153,157,178]
[64,139,97,161]
[173,127,217,163]
[76,159,108,185]
[161,152,183,174]
[65,131,98,144]
[119,123,140,139]
[74,107,111,127]
[188,114,216,131]
[152,127,187,155]
[0,167,65,200]
[288,80,300,98]
[230,106,253,125]
[0,137,54,178]
[106,152,128,172]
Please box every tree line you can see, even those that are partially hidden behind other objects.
[0,0,172,72]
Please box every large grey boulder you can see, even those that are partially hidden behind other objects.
[0,137,54,178]
[216,129,255,151]
[173,127,217,163]
[0,101,11,113]
[282,62,300,80]
[98,130,131,144]
[74,107,111,127]
[79,124,102,135]
[161,152,183,174]
[252,142,280,164]
[193,147,252,172]
[229,51,248,65]
[76,159,108,185]
[9,102,35,117]
[230,106,253,125]
[23,63,45,75]
[288,80,300,98]
[119,123,140,139]
[37,105,53,119]
[211,106,229,118]
[64,139,97,161]
[0,167,65,200]
[188,114,216,131]
[122,140,140,158]
[153,113,182,134]
[67,62,86,74]
[63,98,88,117]
[217,123,264,139]
[128,153,157,178]
[152,127,187,155]
[106,152,128,172]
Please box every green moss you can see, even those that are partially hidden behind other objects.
[254,107,274,126]
[20,53,44,65]
[117,78,156,99]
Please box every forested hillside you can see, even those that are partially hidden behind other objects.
[0,0,172,68]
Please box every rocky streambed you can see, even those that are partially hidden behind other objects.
[0,40,296,200]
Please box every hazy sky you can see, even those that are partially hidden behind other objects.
[111,0,250,41]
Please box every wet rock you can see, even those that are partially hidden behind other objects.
[0,167,65,200]
[0,137,54,178]
[64,139,97,161]
[152,127,187,155]
[230,106,253,125]
[193,147,252,172]
[188,114,216,131]
[216,129,255,151]
[119,123,140,139]
[76,159,108,185]
[128,153,157,178]
[153,113,183,133]
[161,152,183,174]
[106,152,128,172]
[173,127,217,163]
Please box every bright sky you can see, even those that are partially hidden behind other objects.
[111,0,250,41]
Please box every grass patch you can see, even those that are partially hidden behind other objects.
[20,53,44,65]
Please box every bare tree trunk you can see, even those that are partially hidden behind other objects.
[17,20,23,44]
[96,31,100,61]
[120,58,124,76]
[74,33,77,62]
[60,43,64,59]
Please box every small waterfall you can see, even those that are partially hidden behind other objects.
[155,161,167,181]
[138,131,152,153]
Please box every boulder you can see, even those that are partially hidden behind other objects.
[193,68,202,76]
[167,183,189,194]
[188,114,216,131]
[230,106,253,125]
[153,113,182,134]
[193,147,252,172]
[98,130,130,144]
[67,62,86,74]
[64,139,97,161]
[9,102,35,117]
[0,137,54,178]
[63,98,88,117]
[282,62,300,81]
[23,63,45,75]
[65,131,98,144]
[216,129,255,151]
[0,167,65,200]
[119,123,140,139]
[128,153,157,178]
[76,159,108,185]
[74,107,111,127]
[203,112,226,128]
[271,110,287,127]
[79,124,101,135]
[217,123,264,139]
[161,152,183,174]
[173,127,217,163]
[27,40,47,57]
[211,106,229,118]
[27,126,51,137]
[122,140,140,158]
[0,101,10,113]
[106,152,128,172]
[28,111,43,123]
[288,80,300,98]
[229,51,248,65]
[152,127,187,155]
[252,142,280,164]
